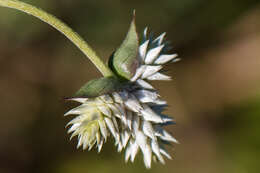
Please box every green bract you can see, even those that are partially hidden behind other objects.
[74,15,140,98]
[109,14,140,80]
[74,77,123,98]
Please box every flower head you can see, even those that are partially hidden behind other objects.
[65,16,179,168]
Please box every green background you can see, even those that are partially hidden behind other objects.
[0,0,260,172]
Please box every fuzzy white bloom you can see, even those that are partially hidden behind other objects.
[65,28,179,168]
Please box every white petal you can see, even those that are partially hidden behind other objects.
[117,142,123,152]
[122,130,130,148]
[172,57,181,63]
[82,134,89,150]
[134,89,159,103]
[88,143,94,151]
[132,115,140,132]
[154,54,178,64]
[68,123,80,133]
[112,92,123,104]
[88,139,96,151]
[153,32,166,45]
[117,105,127,126]
[163,132,179,144]
[143,146,152,168]
[130,141,139,162]
[64,104,94,116]
[143,27,148,39]
[98,105,111,117]
[64,108,81,116]
[67,116,81,127]
[107,104,121,118]
[97,139,104,153]
[131,65,147,81]
[112,116,119,132]
[142,121,155,139]
[136,131,147,150]
[114,134,121,146]
[155,127,179,144]
[96,132,101,145]
[86,98,104,105]
[147,72,171,81]
[141,104,163,123]
[104,118,117,139]
[160,148,172,160]
[120,115,127,127]
[145,45,164,64]
[114,103,126,118]
[151,140,165,164]
[153,99,167,105]
[104,117,120,145]
[99,94,113,104]
[139,40,149,59]
[123,94,143,113]
[125,142,132,162]
[126,110,133,130]
[161,115,174,123]
[141,65,163,79]
[77,135,83,148]
[136,131,152,168]
[136,79,154,89]
[70,130,80,140]
[88,125,98,147]
[98,120,108,141]
[67,98,87,103]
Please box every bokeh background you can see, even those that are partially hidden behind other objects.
[0,0,260,173]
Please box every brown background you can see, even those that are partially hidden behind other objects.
[0,0,260,172]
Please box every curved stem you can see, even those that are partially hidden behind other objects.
[0,0,114,77]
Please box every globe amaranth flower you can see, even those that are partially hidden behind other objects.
[65,16,180,168]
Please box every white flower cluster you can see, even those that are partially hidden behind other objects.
[65,28,179,168]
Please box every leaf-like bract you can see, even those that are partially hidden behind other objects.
[109,14,140,80]
[74,77,122,98]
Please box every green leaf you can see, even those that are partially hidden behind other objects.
[73,77,123,98]
[109,13,140,80]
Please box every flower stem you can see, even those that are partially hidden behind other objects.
[0,0,114,77]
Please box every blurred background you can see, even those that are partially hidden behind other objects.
[0,0,260,172]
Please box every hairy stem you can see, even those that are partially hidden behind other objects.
[0,0,114,77]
